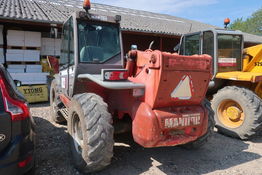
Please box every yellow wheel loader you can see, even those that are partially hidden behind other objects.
[179,29,262,139]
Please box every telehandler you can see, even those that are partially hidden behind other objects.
[179,27,262,139]
[50,0,214,173]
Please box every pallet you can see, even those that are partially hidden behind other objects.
[6,61,40,65]
[7,46,40,50]
[41,55,60,59]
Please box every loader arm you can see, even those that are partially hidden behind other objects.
[242,44,262,72]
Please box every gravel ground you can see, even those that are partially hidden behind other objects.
[30,103,262,175]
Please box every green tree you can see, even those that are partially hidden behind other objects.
[229,7,262,36]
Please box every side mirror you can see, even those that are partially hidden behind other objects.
[173,43,180,52]
[14,80,22,87]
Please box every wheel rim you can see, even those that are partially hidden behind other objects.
[72,113,84,154]
[217,99,245,128]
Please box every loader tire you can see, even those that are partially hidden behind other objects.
[211,86,262,139]
[50,80,66,124]
[68,93,114,173]
[183,99,215,149]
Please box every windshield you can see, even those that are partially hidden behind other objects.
[218,34,242,59]
[183,34,200,56]
[78,21,121,63]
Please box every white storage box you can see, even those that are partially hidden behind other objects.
[6,49,40,62]
[41,38,54,55]
[6,49,24,62]
[7,30,25,47]
[42,38,55,47]
[0,25,3,45]
[26,69,42,73]
[26,65,42,73]
[24,50,40,62]
[7,68,25,73]
[8,65,26,69]
[55,39,61,49]
[26,65,42,69]
[25,31,41,47]
[10,73,48,85]
[7,65,25,73]
[41,46,55,56]
[55,50,61,56]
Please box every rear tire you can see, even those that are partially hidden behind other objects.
[211,86,262,139]
[183,99,215,149]
[68,93,114,173]
[50,80,66,124]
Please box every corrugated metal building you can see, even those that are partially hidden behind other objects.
[0,0,261,54]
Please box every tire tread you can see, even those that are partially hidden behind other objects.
[211,86,262,139]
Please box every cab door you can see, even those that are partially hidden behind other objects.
[59,17,75,96]
[68,17,76,97]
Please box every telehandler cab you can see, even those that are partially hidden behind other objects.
[50,0,214,173]
[179,28,262,139]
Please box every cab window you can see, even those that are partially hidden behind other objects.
[69,18,74,65]
[203,31,214,58]
[60,17,74,67]
[217,34,242,72]
[184,34,200,55]
[78,21,120,63]
[60,19,69,66]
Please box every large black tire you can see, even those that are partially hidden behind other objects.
[68,93,114,173]
[211,86,262,139]
[49,80,66,124]
[183,99,215,149]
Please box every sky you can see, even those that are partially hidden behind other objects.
[91,0,262,27]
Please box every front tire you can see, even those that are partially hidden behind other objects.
[183,99,215,149]
[49,80,65,124]
[68,93,114,173]
[211,86,262,139]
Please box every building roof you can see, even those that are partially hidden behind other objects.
[0,0,261,43]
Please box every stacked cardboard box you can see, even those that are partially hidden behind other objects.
[10,72,49,85]
[8,64,48,84]
[3,29,50,103]
[6,30,48,85]
[41,38,61,56]
[6,30,41,62]
[7,65,25,73]
[7,30,41,47]
[6,49,40,62]
[7,65,43,74]
[26,65,42,73]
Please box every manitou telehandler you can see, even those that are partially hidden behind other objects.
[50,0,214,173]
[179,27,262,139]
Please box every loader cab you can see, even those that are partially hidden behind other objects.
[179,29,244,77]
[59,11,123,96]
